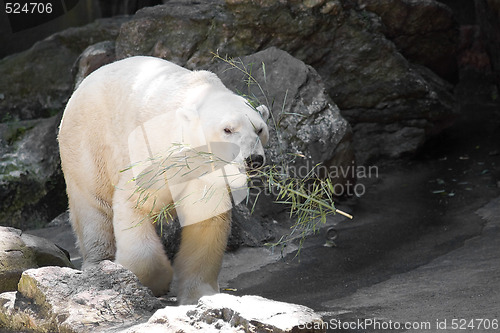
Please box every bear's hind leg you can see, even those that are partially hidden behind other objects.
[174,212,231,305]
[67,183,116,268]
[112,190,173,296]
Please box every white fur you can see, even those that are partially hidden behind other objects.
[58,56,268,304]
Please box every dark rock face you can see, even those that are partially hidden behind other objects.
[475,0,500,88]
[73,40,117,89]
[357,0,459,82]
[0,17,128,122]
[345,63,457,163]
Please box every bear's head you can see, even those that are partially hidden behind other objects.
[177,87,269,175]
[201,92,269,173]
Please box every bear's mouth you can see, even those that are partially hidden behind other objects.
[244,155,265,177]
[246,169,258,177]
[245,165,264,177]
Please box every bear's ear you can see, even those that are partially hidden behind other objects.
[177,104,199,123]
[256,105,270,121]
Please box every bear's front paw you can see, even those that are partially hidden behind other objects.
[139,265,173,297]
[177,281,218,305]
[115,254,173,297]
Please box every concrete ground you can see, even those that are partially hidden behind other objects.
[27,84,500,332]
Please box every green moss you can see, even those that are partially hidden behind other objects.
[7,127,27,145]
[0,173,47,229]
[1,112,13,123]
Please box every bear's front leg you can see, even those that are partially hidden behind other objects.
[173,212,231,305]
[112,188,173,296]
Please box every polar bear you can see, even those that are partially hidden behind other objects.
[58,56,269,304]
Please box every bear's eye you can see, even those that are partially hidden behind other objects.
[257,128,263,135]
[224,128,232,134]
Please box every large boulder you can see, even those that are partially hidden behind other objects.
[0,261,163,332]
[0,226,73,293]
[115,0,457,163]
[73,40,117,89]
[209,47,353,185]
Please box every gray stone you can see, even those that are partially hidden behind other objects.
[0,261,163,332]
[0,115,66,229]
[0,226,73,293]
[73,40,117,89]
[123,293,325,333]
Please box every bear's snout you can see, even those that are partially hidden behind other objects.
[245,154,264,170]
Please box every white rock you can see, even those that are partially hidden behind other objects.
[123,293,325,333]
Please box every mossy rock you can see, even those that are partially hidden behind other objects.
[0,115,67,230]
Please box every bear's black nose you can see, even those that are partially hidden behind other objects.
[245,154,264,170]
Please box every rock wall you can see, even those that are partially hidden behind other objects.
[115,0,458,163]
